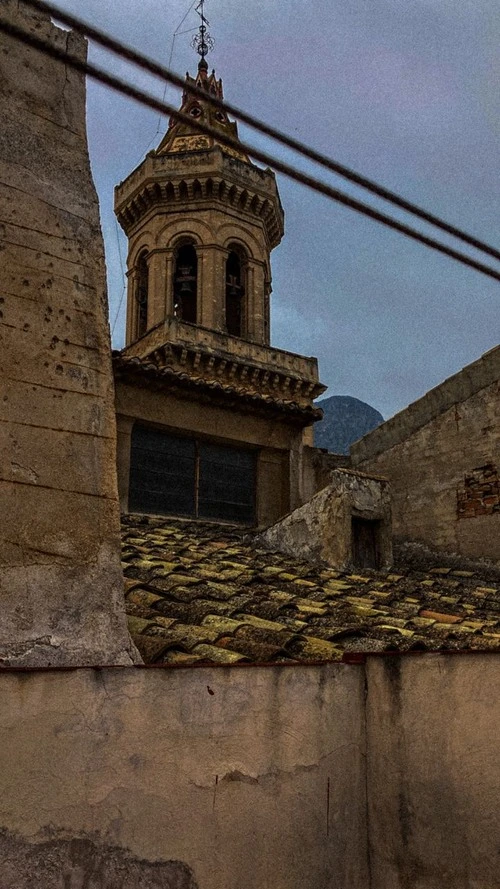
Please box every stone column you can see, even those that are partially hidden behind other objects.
[163,248,175,320]
[246,260,266,343]
[125,267,136,345]
[0,2,138,666]
[198,245,222,330]
[147,248,165,329]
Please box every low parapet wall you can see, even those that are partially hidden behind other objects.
[0,663,367,889]
[0,654,498,888]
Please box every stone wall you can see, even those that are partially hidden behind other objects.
[115,380,306,525]
[259,468,392,569]
[351,347,500,562]
[0,655,499,888]
[0,1,135,665]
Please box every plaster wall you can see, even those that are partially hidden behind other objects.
[0,664,368,889]
[0,2,135,665]
[351,347,500,562]
[366,654,500,889]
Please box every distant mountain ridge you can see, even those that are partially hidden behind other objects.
[314,395,384,455]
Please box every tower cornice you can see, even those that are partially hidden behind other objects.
[115,147,284,249]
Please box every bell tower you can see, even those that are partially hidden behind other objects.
[113,7,325,527]
[115,16,283,349]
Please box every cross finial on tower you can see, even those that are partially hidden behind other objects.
[191,0,215,63]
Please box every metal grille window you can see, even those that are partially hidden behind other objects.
[129,425,256,525]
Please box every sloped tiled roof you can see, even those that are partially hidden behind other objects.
[122,515,500,665]
[113,354,322,425]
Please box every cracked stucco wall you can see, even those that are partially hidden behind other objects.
[365,654,500,889]
[0,664,368,889]
[0,1,136,665]
[0,657,498,887]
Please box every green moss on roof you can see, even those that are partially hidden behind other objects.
[121,515,500,665]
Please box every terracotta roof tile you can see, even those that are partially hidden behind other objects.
[122,515,500,665]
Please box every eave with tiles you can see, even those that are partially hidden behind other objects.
[118,315,326,421]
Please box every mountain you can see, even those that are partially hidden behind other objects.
[313,395,384,455]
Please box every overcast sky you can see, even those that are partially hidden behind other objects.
[55,0,500,418]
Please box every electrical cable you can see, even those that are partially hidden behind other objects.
[2,14,500,285]
[18,0,500,267]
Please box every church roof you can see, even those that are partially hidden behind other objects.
[122,515,500,665]
[156,59,249,163]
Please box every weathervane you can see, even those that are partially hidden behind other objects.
[191,0,215,60]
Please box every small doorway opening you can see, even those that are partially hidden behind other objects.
[352,517,381,569]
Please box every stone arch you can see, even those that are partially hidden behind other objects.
[128,232,154,270]
[156,216,214,249]
[219,224,262,259]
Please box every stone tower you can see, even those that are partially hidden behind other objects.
[113,51,325,527]
[116,57,283,350]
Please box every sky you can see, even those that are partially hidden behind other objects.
[53,0,500,419]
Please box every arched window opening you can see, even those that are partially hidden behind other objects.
[135,250,149,339]
[225,249,246,337]
[173,243,198,324]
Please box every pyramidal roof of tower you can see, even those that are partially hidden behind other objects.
[155,58,249,163]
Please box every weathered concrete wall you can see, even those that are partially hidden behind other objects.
[366,654,500,889]
[260,467,392,569]
[0,664,368,889]
[351,347,500,562]
[0,2,135,665]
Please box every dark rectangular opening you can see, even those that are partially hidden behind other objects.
[352,517,381,569]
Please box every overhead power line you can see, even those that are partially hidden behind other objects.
[1,11,500,285]
[18,0,500,268]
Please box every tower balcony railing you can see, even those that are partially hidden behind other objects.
[122,316,323,393]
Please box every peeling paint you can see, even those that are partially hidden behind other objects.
[0,830,199,889]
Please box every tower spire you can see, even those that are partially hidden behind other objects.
[191,0,214,64]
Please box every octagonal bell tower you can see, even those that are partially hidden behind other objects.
[115,57,284,350]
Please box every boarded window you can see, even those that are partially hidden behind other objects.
[129,425,256,525]
[352,517,381,569]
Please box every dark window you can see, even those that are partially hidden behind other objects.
[173,243,197,324]
[225,250,245,336]
[129,425,196,517]
[136,251,149,338]
[199,442,255,523]
[129,425,256,525]
[352,518,381,569]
